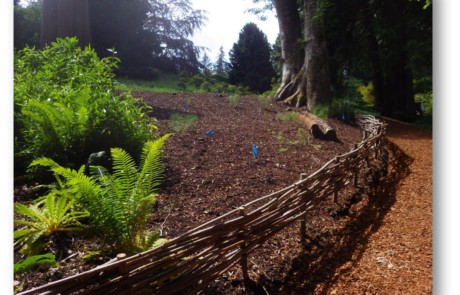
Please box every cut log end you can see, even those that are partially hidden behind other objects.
[297,112,337,140]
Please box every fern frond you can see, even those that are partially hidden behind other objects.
[138,134,170,195]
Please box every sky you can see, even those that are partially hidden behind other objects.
[190,0,279,62]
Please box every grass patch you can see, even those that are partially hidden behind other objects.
[276,112,298,122]
[169,113,198,133]
[116,74,202,93]
[257,95,271,108]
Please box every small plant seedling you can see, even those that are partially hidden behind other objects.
[276,112,298,122]
[228,95,240,108]
[257,95,271,108]
[169,113,198,133]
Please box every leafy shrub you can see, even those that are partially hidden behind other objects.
[356,82,375,106]
[14,194,89,256]
[30,135,170,254]
[329,99,355,122]
[14,37,154,177]
[415,91,433,117]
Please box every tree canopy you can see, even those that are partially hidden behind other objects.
[255,0,431,119]
[228,23,276,94]
[15,0,207,79]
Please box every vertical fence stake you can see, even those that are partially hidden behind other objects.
[332,157,339,203]
[239,207,249,284]
[116,253,128,274]
[352,144,358,188]
[299,173,308,247]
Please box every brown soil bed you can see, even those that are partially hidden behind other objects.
[14,93,432,294]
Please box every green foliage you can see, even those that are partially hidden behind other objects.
[14,253,58,275]
[169,113,198,133]
[328,99,355,122]
[356,82,375,106]
[311,104,330,119]
[228,95,240,108]
[415,91,432,117]
[14,0,41,49]
[276,112,298,122]
[14,37,154,176]
[14,194,88,256]
[89,0,207,77]
[228,23,276,93]
[30,136,170,254]
[257,95,271,108]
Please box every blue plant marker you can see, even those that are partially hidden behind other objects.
[207,129,215,137]
[341,112,346,122]
[252,144,258,159]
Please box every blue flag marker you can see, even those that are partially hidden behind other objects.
[341,113,346,122]
[252,144,258,159]
[206,129,215,137]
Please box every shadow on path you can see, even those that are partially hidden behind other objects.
[251,140,414,294]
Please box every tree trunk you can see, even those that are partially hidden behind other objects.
[40,0,91,48]
[273,0,303,101]
[380,0,416,117]
[361,5,386,112]
[273,0,332,110]
[302,0,332,110]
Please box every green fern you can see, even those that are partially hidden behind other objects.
[30,135,171,254]
[14,194,89,256]
[14,253,57,275]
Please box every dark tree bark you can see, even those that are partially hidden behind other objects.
[40,0,91,48]
[379,0,416,117]
[273,0,303,102]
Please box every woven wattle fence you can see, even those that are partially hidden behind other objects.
[19,115,388,295]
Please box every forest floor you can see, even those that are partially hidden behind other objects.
[14,92,432,294]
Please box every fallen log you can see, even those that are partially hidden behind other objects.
[298,111,337,140]
[297,112,322,138]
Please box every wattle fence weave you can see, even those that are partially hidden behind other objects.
[19,115,388,295]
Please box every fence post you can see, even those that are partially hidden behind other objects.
[117,253,128,274]
[353,144,358,187]
[299,173,308,247]
[332,157,339,203]
[239,207,250,283]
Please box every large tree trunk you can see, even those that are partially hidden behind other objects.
[40,0,91,48]
[273,0,303,101]
[302,0,332,109]
[274,0,332,110]
[380,0,416,117]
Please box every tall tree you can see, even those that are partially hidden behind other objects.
[272,0,304,103]
[228,23,276,93]
[270,0,429,117]
[40,0,91,48]
[273,0,332,109]
[14,0,42,49]
[213,46,229,76]
[89,0,206,78]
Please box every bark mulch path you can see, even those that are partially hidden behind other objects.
[14,92,432,294]
[326,118,432,294]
